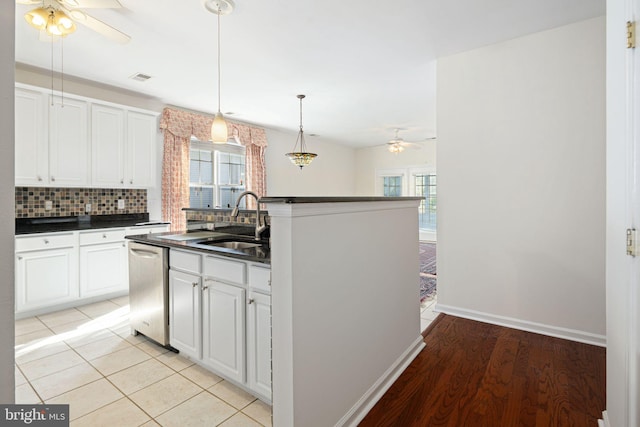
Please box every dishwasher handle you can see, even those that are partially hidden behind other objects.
[129,248,161,259]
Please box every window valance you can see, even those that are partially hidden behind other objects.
[159,107,268,147]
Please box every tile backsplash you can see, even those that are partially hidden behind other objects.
[185,208,267,227]
[15,187,147,218]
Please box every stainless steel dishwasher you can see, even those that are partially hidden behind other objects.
[128,241,171,347]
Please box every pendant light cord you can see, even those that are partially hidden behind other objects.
[217,6,221,113]
[299,96,303,132]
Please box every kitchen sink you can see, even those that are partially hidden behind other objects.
[200,240,262,249]
[157,231,226,241]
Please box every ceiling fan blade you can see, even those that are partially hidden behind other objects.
[62,0,122,8]
[69,9,131,43]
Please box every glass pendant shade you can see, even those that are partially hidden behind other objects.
[286,151,318,168]
[211,112,228,144]
[51,10,76,36]
[24,8,49,30]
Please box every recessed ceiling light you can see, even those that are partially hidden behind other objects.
[129,73,152,82]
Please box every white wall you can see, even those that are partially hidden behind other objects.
[437,17,606,344]
[264,127,356,196]
[355,141,436,195]
[1,0,16,403]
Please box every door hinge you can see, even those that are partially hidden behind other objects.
[627,228,636,256]
[627,21,636,48]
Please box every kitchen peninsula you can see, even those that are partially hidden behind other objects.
[127,196,423,426]
[263,196,423,426]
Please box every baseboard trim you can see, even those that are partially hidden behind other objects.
[598,410,610,427]
[336,335,425,427]
[435,304,606,347]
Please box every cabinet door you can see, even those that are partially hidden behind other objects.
[15,88,48,186]
[126,111,157,187]
[247,291,272,400]
[16,248,78,313]
[169,270,201,359]
[92,104,125,187]
[79,242,128,298]
[49,97,89,187]
[202,279,246,382]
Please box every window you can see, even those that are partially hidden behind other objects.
[415,174,436,231]
[383,176,403,196]
[189,139,246,209]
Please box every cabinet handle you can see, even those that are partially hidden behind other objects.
[248,298,254,305]
[122,243,126,247]
[43,239,49,244]
[130,179,133,184]
[202,285,209,291]
[37,176,42,182]
[192,282,198,288]
[102,234,107,238]
[17,256,22,260]
[50,176,55,181]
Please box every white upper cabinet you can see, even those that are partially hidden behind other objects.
[14,84,158,189]
[49,96,90,187]
[91,103,125,187]
[91,106,157,188]
[126,111,157,188]
[15,87,48,186]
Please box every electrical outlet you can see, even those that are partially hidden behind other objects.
[45,200,52,211]
[85,203,91,213]
[117,199,125,210]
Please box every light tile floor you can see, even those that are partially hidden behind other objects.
[420,296,439,332]
[14,297,272,427]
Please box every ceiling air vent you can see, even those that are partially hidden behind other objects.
[130,73,152,82]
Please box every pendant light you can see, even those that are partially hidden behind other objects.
[285,94,317,169]
[205,0,234,144]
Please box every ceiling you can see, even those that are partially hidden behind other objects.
[14,0,605,148]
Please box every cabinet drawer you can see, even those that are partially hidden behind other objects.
[203,255,245,285]
[79,228,127,245]
[248,265,271,293]
[126,225,169,236]
[170,249,201,274]
[16,233,76,252]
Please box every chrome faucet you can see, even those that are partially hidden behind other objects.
[231,190,268,240]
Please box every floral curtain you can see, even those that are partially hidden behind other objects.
[159,107,268,230]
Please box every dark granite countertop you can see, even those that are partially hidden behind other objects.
[16,213,169,235]
[259,196,424,204]
[126,227,270,265]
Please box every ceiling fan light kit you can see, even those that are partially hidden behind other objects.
[25,6,76,37]
[205,0,235,144]
[286,94,318,170]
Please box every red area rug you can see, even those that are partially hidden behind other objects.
[420,242,436,303]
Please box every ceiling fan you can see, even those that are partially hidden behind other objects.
[18,0,131,44]
[383,129,436,154]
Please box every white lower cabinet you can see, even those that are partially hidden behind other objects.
[247,291,272,399]
[79,242,128,297]
[169,248,271,402]
[15,246,78,313]
[202,280,246,383]
[169,269,201,360]
[15,224,169,317]
[79,229,128,298]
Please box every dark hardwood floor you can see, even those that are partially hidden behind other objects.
[359,315,606,427]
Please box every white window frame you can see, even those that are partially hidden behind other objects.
[376,166,437,242]
[189,138,246,209]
